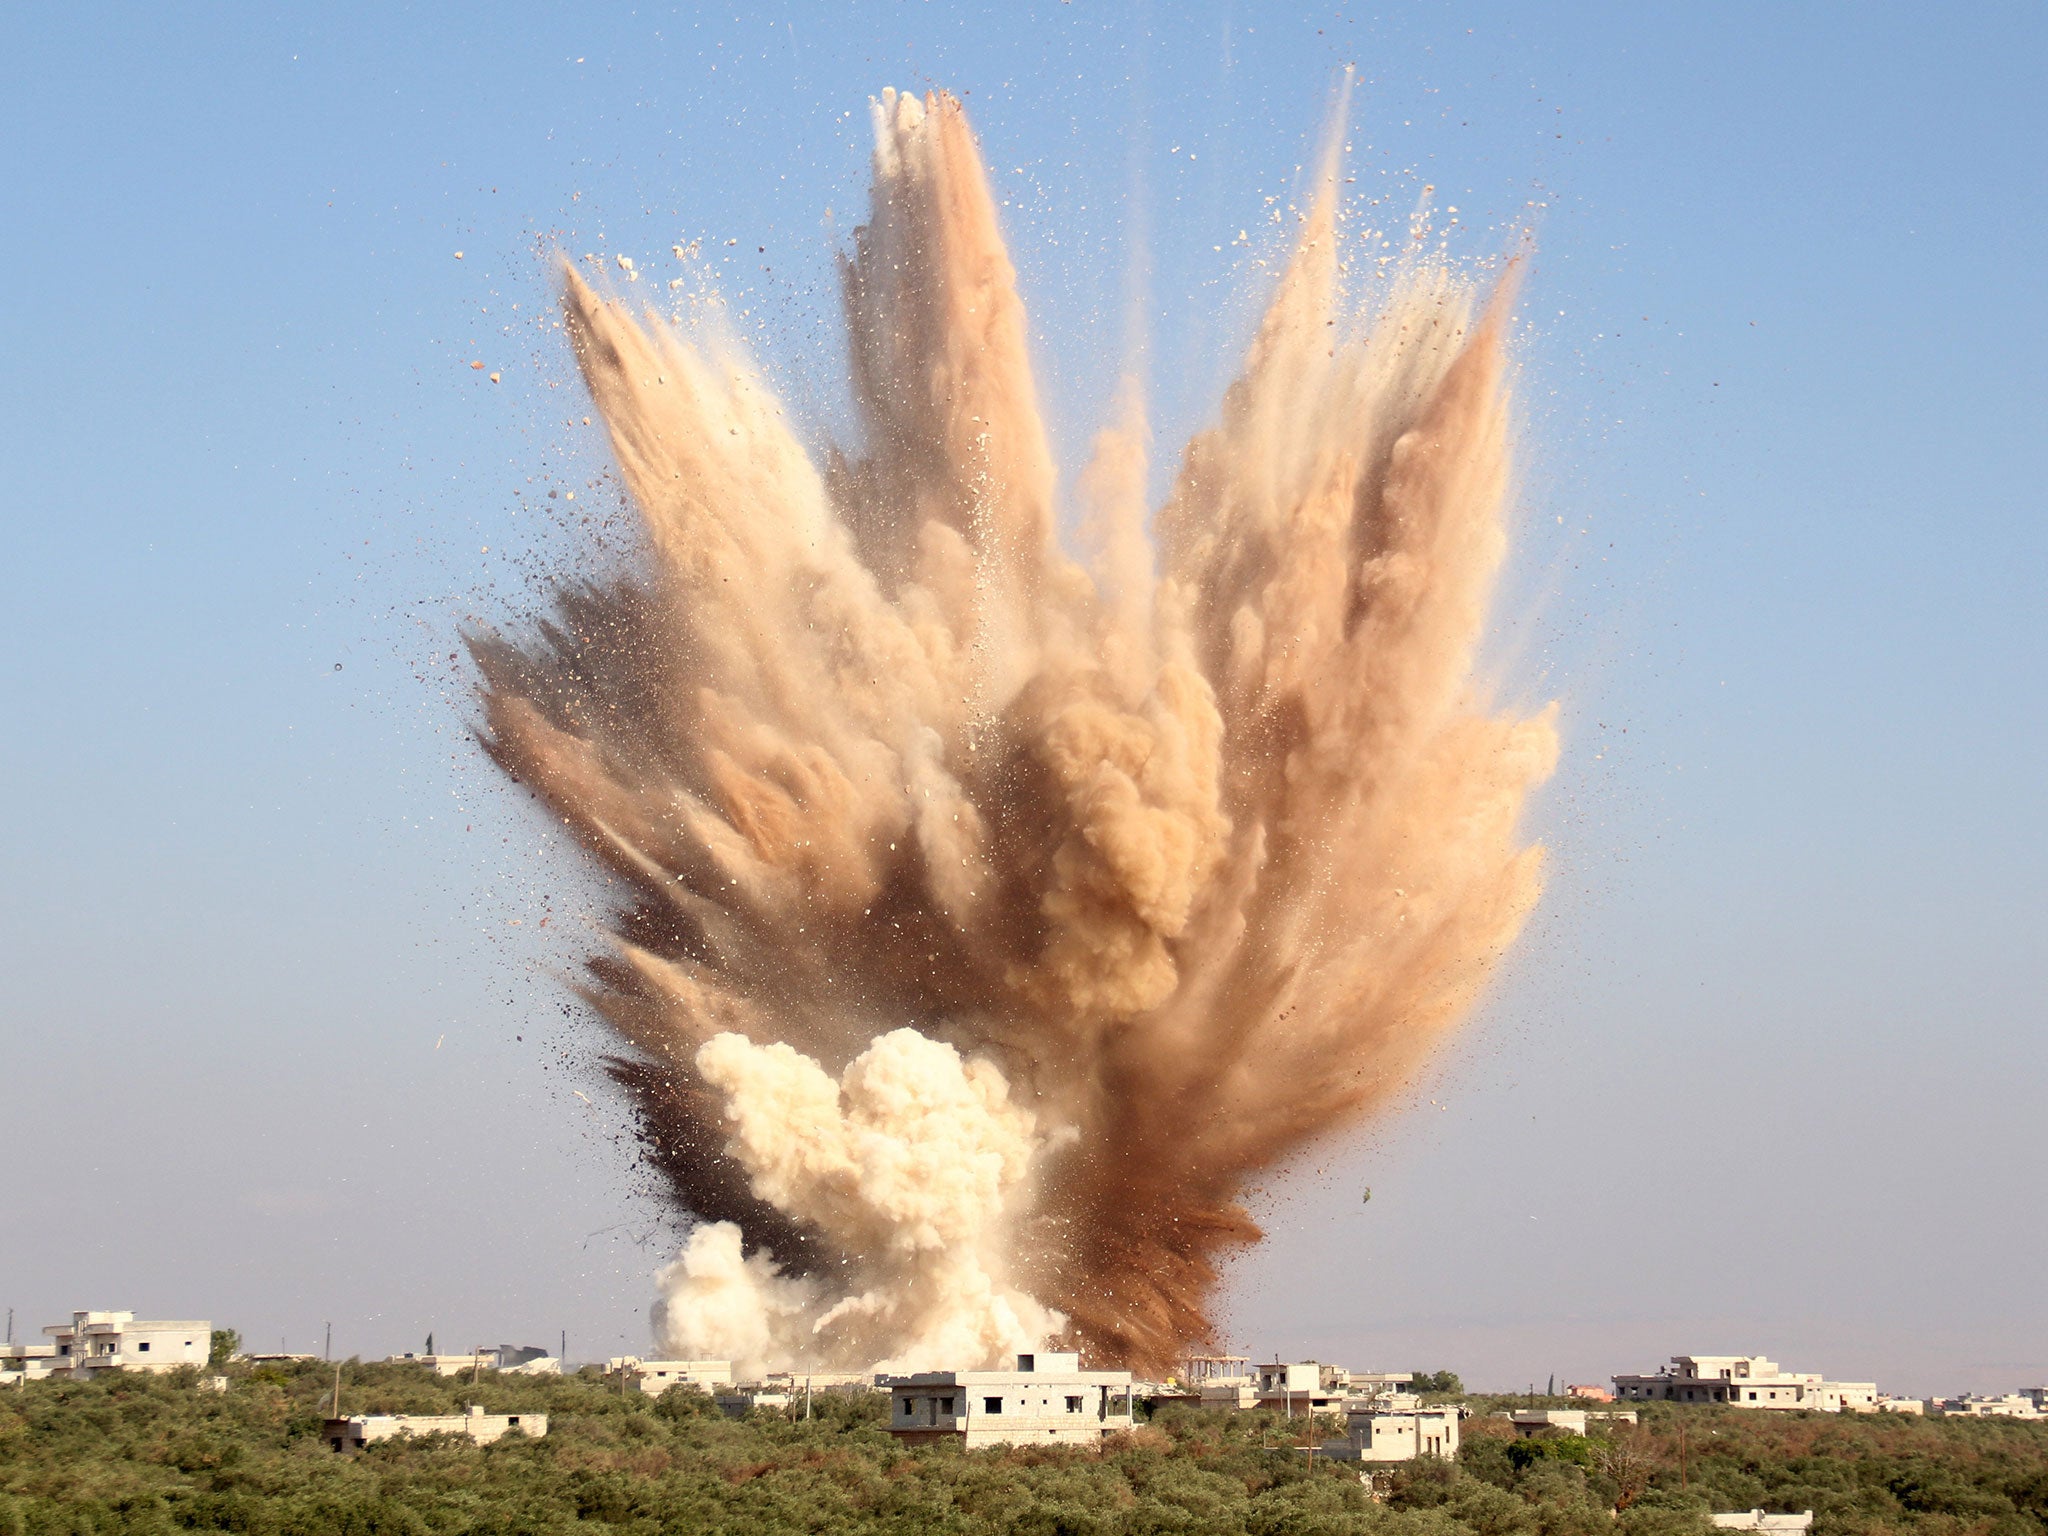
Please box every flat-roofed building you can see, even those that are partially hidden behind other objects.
[0,1343,64,1384]
[386,1351,496,1377]
[886,1351,1136,1449]
[1935,1394,2042,1419]
[1322,1403,1461,1463]
[1351,1372,1417,1395]
[606,1356,734,1394]
[1170,1355,1255,1408]
[1509,1408,1638,1436]
[1614,1356,1876,1412]
[1255,1361,1351,1413]
[492,1345,560,1375]
[716,1385,792,1416]
[1712,1513,1813,1534]
[323,1404,545,1452]
[41,1312,210,1379]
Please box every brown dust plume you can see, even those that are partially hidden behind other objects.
[474,87,1559,1374]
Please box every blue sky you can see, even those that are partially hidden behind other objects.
[2,1,2042,1393]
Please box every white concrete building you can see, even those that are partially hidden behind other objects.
[1352,1373,1418,1395]
[1176,1355,1257,1408]
[606,1357,734,1394]
[1322,1403,1462,1463]
[761,1369,881,1409]
[1255,1361,1352,1413]
[388,1352,491,1377]
[1876,1396,1926,1415]
[1935,1394,2042,1419]
[1168,1359,1411,1412]
[886,1351,1136,1449]
[385,1348,555,1377]
[1614,1356,1877,1412]
[1509,1408,1638,1436]
[1180,1355,1251,1388]
[492,1345,560,1375]
[1711,1513,1813,1534]
[0,1343,64,1384]
[323,1404,546,1452]
[717,1386,792,1416]
[39,1312,210,1379]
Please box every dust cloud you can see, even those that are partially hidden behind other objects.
[474,86,1558,1375]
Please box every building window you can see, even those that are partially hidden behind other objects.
[138,1343,151,1353]
[940,1397,954,1414]
[1018,1354,1034,1371]
[984,1397,1003,1415]
[507,1417,519,1426]
[1066,1396,1084,1413]
[899,1400,912,1416]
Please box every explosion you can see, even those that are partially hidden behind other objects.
[474,86,1558,1376]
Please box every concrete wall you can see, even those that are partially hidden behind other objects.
[323,1407,547,1451]
[886,1355,1136,1449]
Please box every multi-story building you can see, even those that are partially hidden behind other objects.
[885,1351,1136,1449]
[1613,1356,1876,1412]
[1165,1359,1411,1412]
[39,1312,211,1379]
[1934,1394,2042,1419]
[1255,1361,1352,1413]
[0,1343,64,1384]
[1175,1355,1255,1408]
[1322,1402,1462,1463]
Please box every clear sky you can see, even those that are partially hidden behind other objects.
[3,1,2042,1394]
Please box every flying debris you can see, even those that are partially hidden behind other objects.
[475,83,1557,1375]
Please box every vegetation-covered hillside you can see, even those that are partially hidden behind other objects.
[2,1361,2044,1536]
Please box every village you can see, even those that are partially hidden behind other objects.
[8,1308,2045,1471]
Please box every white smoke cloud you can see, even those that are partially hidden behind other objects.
[651,1028,1063,1377]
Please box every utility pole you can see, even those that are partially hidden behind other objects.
[805,1374,813,1421]
[331,1363,343,1420]
[560,1330,566,1367]
[324,1322,332,1362]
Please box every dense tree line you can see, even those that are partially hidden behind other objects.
[1,1361,2044,1535]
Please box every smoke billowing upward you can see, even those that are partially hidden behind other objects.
[474,86,1558,1376]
